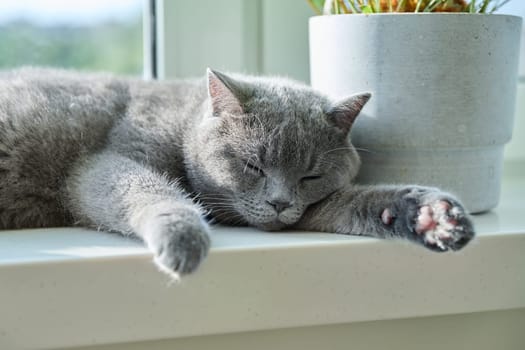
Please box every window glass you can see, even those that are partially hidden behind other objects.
[0,0,143,75]
[498,1,525,15]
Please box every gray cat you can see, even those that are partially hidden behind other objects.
[0,67,474,277]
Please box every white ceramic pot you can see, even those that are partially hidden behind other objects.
[310,13,522,213]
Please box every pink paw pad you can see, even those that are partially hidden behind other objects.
[381,208,393,225]
[415,205,436,233]
[416,200,460,250]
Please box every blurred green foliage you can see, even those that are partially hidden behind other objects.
[0,18,142,75]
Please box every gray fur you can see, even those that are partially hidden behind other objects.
[0,67,475,275]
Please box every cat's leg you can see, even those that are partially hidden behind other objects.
[66,151,210,276]
[295,185,475,252]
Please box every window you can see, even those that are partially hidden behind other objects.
[155,0,524,166]
[0,0,143,76]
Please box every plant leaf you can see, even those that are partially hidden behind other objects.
[396,0,407,12]
[361,4,374,13]
[479,0,491,12]
[307,0,325,14]
[469,0,477,13]
[305,0,513,14]
[423,0,446,12]
[346,0,360,13]
[489,0,512,13]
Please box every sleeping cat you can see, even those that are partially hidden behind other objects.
[0,68,474,277]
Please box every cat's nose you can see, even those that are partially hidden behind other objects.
[266,199,292,213]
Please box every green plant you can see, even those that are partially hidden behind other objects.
[307,0,512,14]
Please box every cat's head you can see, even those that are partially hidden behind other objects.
[186,69,370,230]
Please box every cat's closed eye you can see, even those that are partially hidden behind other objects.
[301,175,323,182]
[244,161,265,176]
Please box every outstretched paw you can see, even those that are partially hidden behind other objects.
[151,220,210,278]
[141,206,211,279]
[382,188,475,252]
[415,200,474,252]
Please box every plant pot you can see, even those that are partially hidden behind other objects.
[309,13,522,213]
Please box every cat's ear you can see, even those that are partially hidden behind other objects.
[207,68,249,116]
[326,92,371,133]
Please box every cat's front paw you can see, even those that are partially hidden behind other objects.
[142,207,211,278]
[414,199,474,251]
[384,189,475,252]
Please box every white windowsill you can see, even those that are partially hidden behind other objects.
[0,174,524,350]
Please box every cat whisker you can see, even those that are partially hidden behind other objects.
[317,158,347,173]
[207,207,237,213]
[249,113,265,134]
[355,147,377,154]
[195,193,234,202]
[243,154,259,174]
[196,197,234,205]
[204,203,237,211]
[211,210,245,225]
[199,199,234,204]
[199,200,233,207]
[194,196,230,201]
[320,146,355,156]
[233,217,247,226]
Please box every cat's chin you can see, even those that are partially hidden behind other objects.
[254,220,287,232]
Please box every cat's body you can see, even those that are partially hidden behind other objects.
[0,69,202,227]
[0,68,475,276]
